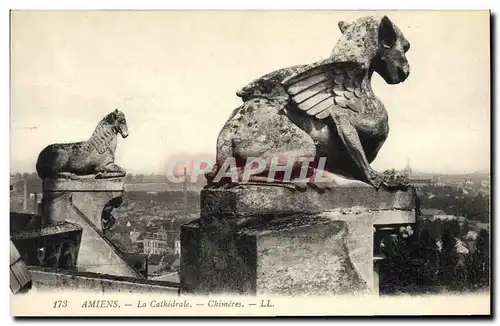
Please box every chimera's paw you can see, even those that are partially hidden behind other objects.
[69,173,79,180]
[291,180,331,192]
[379,169,411,191]
[367,170,384,189]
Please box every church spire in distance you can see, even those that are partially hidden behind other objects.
[403,157,412,176]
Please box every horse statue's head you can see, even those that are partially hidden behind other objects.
[332,15,411,85]
[106,109,129,138]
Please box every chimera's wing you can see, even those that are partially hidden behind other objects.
[281,61,365,119]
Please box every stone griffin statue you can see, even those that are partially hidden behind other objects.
[206,16,411,190]
[36,109,129,180]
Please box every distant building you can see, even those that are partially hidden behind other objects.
[174,234,181,256]
[146,254,166,276]
[146,253,178,277]
[432,215,466,223]
[142,226,179,256]
[479,180,490,196]
[465,231,478,252]
[420,208,446,217]
[403,161,435,187]
[469,220,490,232]
[142,226,169,255]
[129,231,142,243]
[430,176,441,186]
[410,178,433,186]
[458,178,474,194]
[403,158,412,176]
[455,237,470,266]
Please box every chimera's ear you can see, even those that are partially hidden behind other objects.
[338,21,351,34]
[114,108,119,113]
[378,16,397,49]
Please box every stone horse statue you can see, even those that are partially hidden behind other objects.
[36,109,129,180]
[207,15,411,191]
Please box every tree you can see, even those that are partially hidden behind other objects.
[439,220,460,287]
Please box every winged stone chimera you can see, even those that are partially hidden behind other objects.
[36,109,129,180]
[206,16,412,190]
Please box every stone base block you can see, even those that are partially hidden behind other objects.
[244,214,369,295]
[180,221,201,294]
[41,177,124,230]
[42,176,124,192]
[181,184,418,296]
[40,177,142,278]
[201,184,417,219]
[181,213,379,295]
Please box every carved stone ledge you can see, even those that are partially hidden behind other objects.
[42,176,124,192]
[201,184,417,219]
[40,177,125,228]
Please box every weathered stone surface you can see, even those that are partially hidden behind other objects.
[29,267,179,294]
[43,177,124,192]
[208,15,411,191]
[70,191,123,231]
[181,184,418,295]
[67,203,140,277]
[35,109,128,180]
[41,178,141,278]
[182,14,416,296]
[181,213,375,295]
[245,214,369,295]
[201,184,416,219]
[179,221,201,294]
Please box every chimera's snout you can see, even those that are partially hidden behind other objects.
[397,64,410,82]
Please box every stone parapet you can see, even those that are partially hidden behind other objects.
[42,177,125,192]
[39,176,142,278]
[181,184,418,296]
[29,267,179,294]
[200,184,417,219]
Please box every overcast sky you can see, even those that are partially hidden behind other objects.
[10,10,490,174]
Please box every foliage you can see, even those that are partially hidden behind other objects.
[419,185,490,222]
[380,219,490,295]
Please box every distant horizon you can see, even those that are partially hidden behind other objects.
[9,167,491,177]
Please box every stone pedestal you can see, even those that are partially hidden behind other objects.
[180,184,418,295]
[42,177,124,228]
[41,177,141,278]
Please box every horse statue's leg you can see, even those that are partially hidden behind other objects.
[95,163,126,179]
[54,172,80,180]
